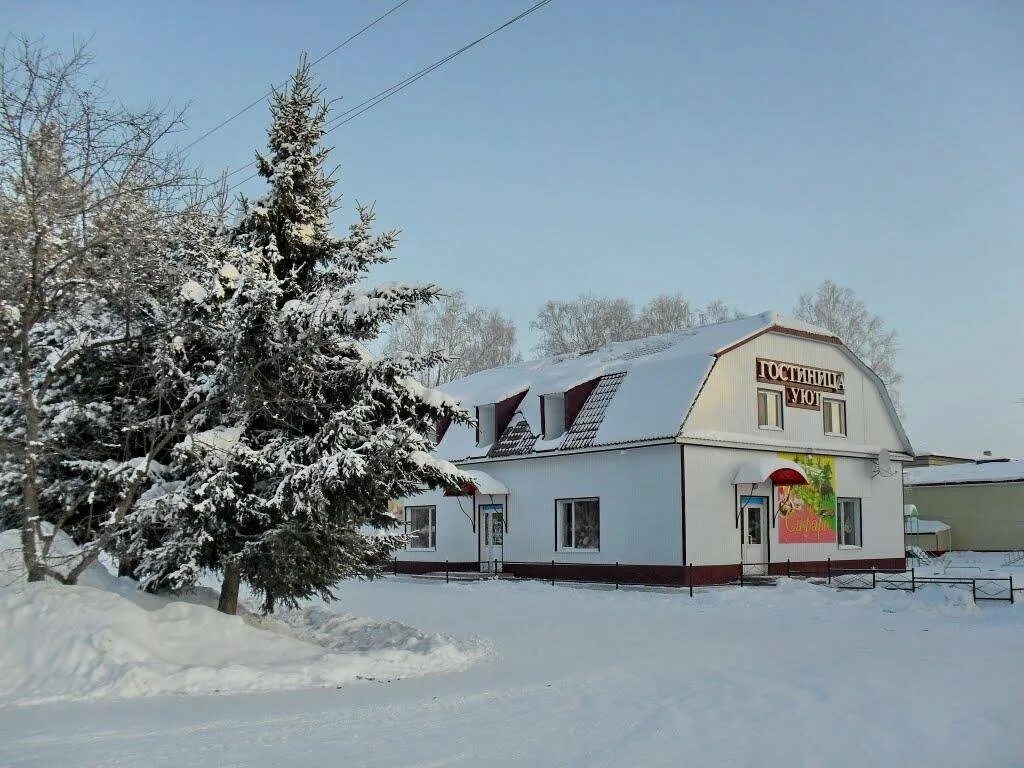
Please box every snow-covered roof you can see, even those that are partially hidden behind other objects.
[904,459,1024,487]
[905,518,951,535]
[462,470,509,496]
[435,311,849,461]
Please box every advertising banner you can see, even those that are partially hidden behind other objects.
[776,452,837,544]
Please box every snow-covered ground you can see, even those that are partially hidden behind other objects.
[911,549,1024,581]
[0,530,486,708]
[2,559,1022,768]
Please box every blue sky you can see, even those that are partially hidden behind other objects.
[7,1,1023,455]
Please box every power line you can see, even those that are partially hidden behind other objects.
[324,0,554,131]
[179,0,413,154]
[223,0,554,194]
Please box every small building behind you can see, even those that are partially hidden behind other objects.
[904,459,1024,551]
[906,451,975,468]
[903,504,952,554]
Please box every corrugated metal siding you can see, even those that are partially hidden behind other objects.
[904,483,1024,550]
[396,489,478,563]
[684,332,906,453]
[400,444,683,566]
[684,444,906,566]
[487,444,682,564]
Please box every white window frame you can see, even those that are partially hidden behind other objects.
[405,505,436,551]
[757,388,784,431]
[556,497,600,552]
[823,397,847,437]
[837,497,862,549]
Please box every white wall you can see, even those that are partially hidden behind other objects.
[397,443,684,566]
[683,444,905,566]
[684,331,908,455]
[396,489,479,563]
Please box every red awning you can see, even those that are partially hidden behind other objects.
[732,457,809,486]
[444,482,478,497]
[442,470,509,496]
[768,467,808,485]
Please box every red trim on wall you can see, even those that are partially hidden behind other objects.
[395,560,480,575]
[392,557,908,585]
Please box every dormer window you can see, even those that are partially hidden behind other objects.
[433,416,451,445]
[476,403,496,447]
[541,393,566,440]
[476,390,528,450]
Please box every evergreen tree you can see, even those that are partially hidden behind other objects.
[133,59,469,614]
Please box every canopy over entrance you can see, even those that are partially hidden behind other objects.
[444,469,509,497]
[732,457,808,486]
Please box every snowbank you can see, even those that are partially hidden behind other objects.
[0,530,487,708]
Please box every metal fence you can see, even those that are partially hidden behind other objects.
[393,557,1018,602]
[775,557,1016,603]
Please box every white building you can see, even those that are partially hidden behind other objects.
[397,312,912,584]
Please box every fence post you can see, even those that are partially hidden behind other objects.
[827,557,831,585]
[872,569,876,589]
[446,560,449,584]
[688,562,693,598]
[1011,575,1015,605]
[551,560,555,587]
[739,562,744,587]
[394,556,398,576]
[615,561,619,590]
[911,566,915,593]
[787,558,791,578]
[493,558,497,576]
[972,579,976,602]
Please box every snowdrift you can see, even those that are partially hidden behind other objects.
[0,529,487,707]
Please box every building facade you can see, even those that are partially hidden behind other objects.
[397,312,912,585]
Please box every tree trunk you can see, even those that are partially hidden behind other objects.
[19,325,45,583]
[118,554,139,579]
[21,524,45,582]
[217,560,241,615]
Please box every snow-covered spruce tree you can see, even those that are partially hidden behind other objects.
[133,59,470,614]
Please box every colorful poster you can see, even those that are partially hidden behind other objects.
[776,452,837,544]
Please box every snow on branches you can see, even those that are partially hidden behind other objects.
[129,57,472,614]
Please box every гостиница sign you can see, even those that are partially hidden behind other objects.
[755,358,844,411]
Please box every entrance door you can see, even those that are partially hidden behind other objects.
[741,497,767,574]
[480,503,505,572]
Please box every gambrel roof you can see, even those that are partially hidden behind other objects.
[432,311,907,461]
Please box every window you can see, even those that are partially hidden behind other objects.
[823,398,846,436]
[541,393,566,440]
[757,388,783,429]
[405,505,436,550]
[837,498,862,547]
[746,506,763,544]
[476,404,496,447]
[557,498,600,551]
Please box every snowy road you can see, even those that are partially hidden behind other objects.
[2,576,1022,767]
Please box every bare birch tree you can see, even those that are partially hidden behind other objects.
[0,38,194,582]
[794,280,903,410]
[385,290,520,385]
[532,293,744,356]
